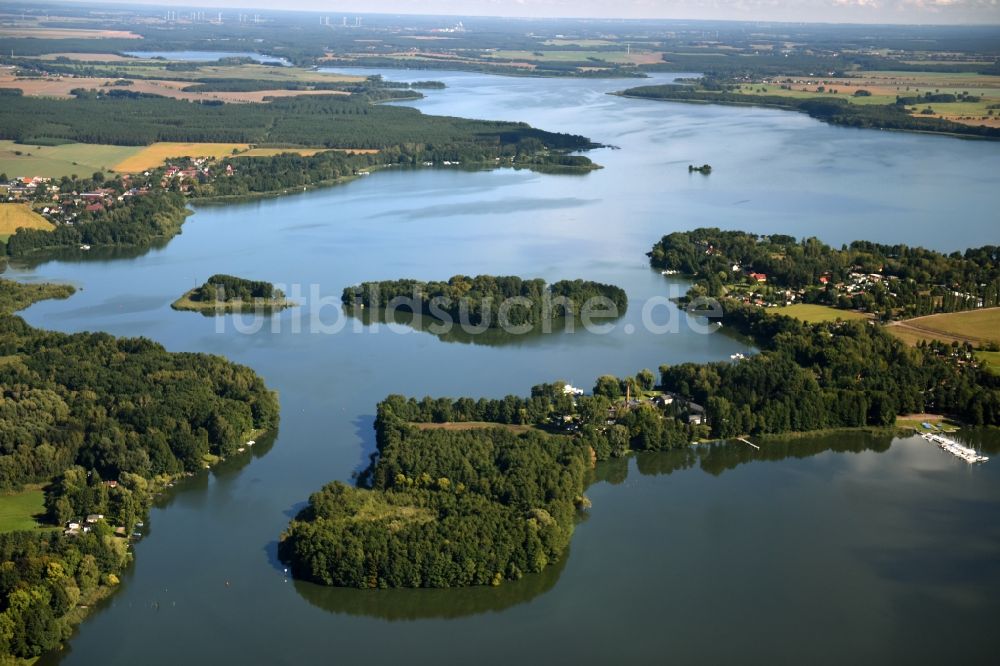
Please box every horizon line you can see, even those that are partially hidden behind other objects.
[39,1,1000,29]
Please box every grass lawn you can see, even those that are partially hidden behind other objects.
[976,351,1000,374]
[777,303,868,324]
[887,308,1000,347]
[0,486,49,533]
[895,414,961,432]
[0,203,54,236]
[0,140,143,178]
[113,142,251,171]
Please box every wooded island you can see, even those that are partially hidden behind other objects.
[173,274,295,314]
[342,275,628,329]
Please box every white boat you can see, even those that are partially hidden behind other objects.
[79,244,91,251]
[921,432,989,464]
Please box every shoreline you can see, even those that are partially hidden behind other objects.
[612,92,1000,142]
[171,288,298,315]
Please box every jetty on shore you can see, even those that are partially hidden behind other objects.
[921,432,989,464]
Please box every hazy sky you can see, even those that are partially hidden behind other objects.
[91,0,1000,25]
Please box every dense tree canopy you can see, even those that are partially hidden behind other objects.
[280,403,590,588]
[4,192,188,258]
[190,274,280,303]
[342,275,627,329]
[649,228,1000,318]
[0,279,279,658]
[0,93,597,151]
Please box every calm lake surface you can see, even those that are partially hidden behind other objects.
[11,70,1000,664]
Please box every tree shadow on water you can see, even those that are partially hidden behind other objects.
[291,548,570,621]
[352,414,378,486]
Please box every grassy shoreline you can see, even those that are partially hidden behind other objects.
[171,288,298,315]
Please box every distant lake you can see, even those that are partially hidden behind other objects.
[123,50,291,66]
[15,70,1000,665]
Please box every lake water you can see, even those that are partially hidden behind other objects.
[123,50,291,66]
[11,70,999,664]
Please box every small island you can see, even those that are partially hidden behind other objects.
[172,274,296,314]
[688,164,712,174]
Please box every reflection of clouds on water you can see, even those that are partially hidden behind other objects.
[371,196,598,221]
[55,294,171,319]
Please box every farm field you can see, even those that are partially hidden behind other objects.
[113,142,251,171]
[740,71,1000,127]
[0,140,142,178]
[237,148,329,158]
[0,141,382,177]
[0,71,352,104]
[487,49,662,65]
[238,147,379,158]
[886,308,1000,347]
[542,39,616,47]
[0,486,47,534]
[976,351,1000,374]
[776,303,869,323]
[0,27,141,39]
[72,62,366,84]
[0,203,55,243]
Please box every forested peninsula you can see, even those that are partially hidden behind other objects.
[4,190,188,258]
[649,228,1000,319]
[173,274,294,314]
[0,278,279,659]
[342,276,628,329]
[282,234,1000,590]
[617,84,1000,140]
[0,93,596,152]
[0,92,600,258]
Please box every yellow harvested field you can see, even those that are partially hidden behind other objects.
[239,148,328,158]
[240,148,379,157]
[114,143,251,171]
[0,73,349,104]
[210,89,349,103]
[0,27,141,39]
[887,308,1000,347]
[0,204,54,235]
